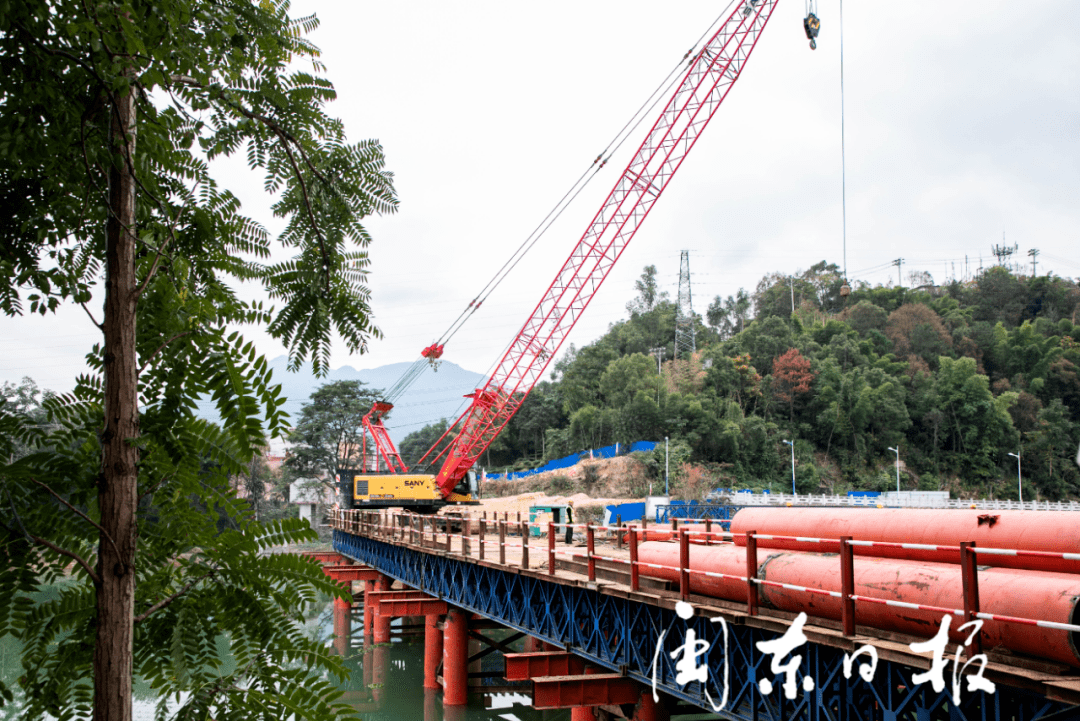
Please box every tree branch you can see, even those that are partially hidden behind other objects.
[30,532,102,585]
[272,132,333,295]
[28,476,120,560]
[80,301,103,330]
[6,488,101,585]
[134,569,215,624]
[138,331,193,375]
[166,74,334,294]
[138,471,175,502]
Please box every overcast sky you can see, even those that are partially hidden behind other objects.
[3,0,1078,406]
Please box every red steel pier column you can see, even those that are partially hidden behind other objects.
[630,686,669,721]
[362,580,374,689]
[373,575,392,645]
[363,580,375,644]
[424,614,443,690]
[332,597,351,657]
[443,607,469,706]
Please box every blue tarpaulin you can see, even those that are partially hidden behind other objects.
[604,502,647,525]
[485,440,658,481]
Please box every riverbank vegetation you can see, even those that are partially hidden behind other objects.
[406,263,1080,500]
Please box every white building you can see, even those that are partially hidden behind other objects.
[290,477,332,527]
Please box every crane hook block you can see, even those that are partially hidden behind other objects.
[421,343,445,359]
[804,13,820,50]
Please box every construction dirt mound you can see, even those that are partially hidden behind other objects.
[477,455,656,520]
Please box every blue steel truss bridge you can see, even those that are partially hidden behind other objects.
[327,509,1080,721]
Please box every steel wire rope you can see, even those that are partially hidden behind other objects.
[839,0,848,283]
[436,0,740,349]
[380,3,739,409]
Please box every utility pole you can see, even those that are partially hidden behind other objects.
[665,436,670,496]
[1008,451,1023,503]
[892,258,904,288]
[1028,248,1039,277]
[649,347,665,402]
[674,250,696,359]
[888,446,901,495]
[782,440,795,496]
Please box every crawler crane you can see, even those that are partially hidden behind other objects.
[340,1,795,511]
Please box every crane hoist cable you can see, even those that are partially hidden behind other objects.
[378,1,740,409]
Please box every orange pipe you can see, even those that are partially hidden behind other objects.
[637,541,1080,667]
[730,508,1080,573]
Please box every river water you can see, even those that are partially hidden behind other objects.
[0,587,567,721]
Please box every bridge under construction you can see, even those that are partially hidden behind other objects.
[315,507,1080,720]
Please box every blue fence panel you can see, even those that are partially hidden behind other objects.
[656,503,739,527]
[604,502,647,525]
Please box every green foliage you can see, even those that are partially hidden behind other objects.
[0,0,397,718]
[399,418,451,470]
[286,380,382,481]
[496,260,1078,500]
[547,475,572,495]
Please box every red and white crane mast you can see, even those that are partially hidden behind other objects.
[424,0,782,497]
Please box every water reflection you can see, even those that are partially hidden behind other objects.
[324,598,569,721]
[0,585,570,720]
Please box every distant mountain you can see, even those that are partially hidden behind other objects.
[194,356,486,445]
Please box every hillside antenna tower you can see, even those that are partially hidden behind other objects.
[992,241,1017,267]
[675,250,696,359]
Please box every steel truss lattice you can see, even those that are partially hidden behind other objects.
[675,250,696,359]
[335,532,1071,721]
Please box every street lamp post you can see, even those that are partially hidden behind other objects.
[782,440,795,496]
[665,436,670,496]
[887,446,900,495]
[1008,451,1022,503]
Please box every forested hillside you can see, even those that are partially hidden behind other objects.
[404,262,1080,500]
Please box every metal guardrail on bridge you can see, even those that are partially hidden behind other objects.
[705,492,1080,511]
[329,508,1080,720]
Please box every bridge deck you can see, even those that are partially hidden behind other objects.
[330,509,1080,719]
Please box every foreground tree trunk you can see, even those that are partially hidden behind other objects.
[95,79,139,721]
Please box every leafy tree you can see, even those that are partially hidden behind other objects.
[771,348,815,423]
[934,356,1017,481]
[237,452,274,522]
[399,418,451,470]
[600,353,658,408]
[626,265,666,315]
[843,300,888,338]
[0,1,396,720]
[554,342,620,414]
[506,381,566,461]
[884,304,953,369]
[287,380,383,482]
[0,377,54,459]
[707,288,751,338]
[606,300,679,358]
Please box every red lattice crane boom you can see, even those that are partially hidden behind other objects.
[422,1,781,497]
